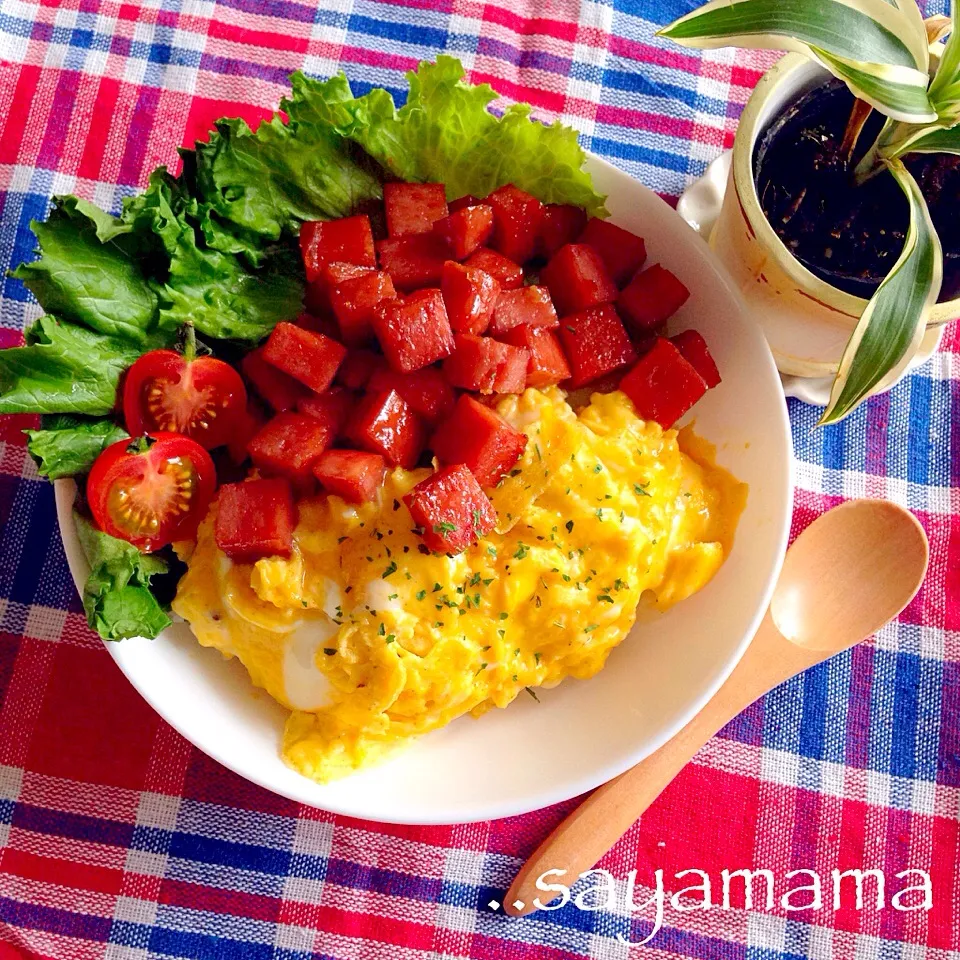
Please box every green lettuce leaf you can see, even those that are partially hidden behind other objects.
[118,167,306,342]
[189,110,383,242]
[158,224,304,342]
[0,316,164,415]
[4,59,607,425]
[293,56,607,214]
[12,197,160,344]
[26,415,128,479]
[74,512,172,641]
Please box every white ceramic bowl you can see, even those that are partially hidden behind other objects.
[55,155,793,824]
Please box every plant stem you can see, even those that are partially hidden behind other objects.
[180,322,197,363]
[840,99,873,164]
[852,116,896,185]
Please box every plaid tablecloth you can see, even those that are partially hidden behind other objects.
[1,1,958,957]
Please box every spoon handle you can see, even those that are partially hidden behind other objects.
[505,612,828,916]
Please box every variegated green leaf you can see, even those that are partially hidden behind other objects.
[820,159,941,424]
[888,123,960,154]
[658,0,935,122]
[928,0,960,121]
[658,0,929,69]
[895,0,933,48]
[877,118,960,161]
[808,47,936,122]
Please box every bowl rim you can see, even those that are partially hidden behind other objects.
[53,153,794,823]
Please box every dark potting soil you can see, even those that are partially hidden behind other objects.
[753,78,960,302]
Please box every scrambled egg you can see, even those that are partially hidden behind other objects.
[172,387,745,782]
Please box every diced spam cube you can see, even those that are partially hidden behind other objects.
[247,412,334,488]
[630,332,660,360]
[306,264,373,320]
[563,375,624,413]
[491,343,529,393]
[384,182,449,237]
[486,184,544,264]
[312,449,386,504]
[488,285,558,336]
[347,388,425,468]
[304,281,333,317]
[357,197,388,242]
[368,366,457,423]
[449,194,481,213]
[443,333,508,394]
[300,216,375,282]
[558,304,637,387]
[215,478,296,562]
[617,264,691,333]
[669,330,721,389]
[433,204,494,260]
[499,326,571,387]
[578,218,647,285]
[464,248,524,290]
[227,401,268,464]
[541,244,618,316]
[373,289,453,373]
[431,394,528,487]
[320,261,373,288]
[241,348,308,412]
[619,337,709,428]
[539,203,588,259]
[404,464,497,554]
[297,386,354,439]
[262,322,347,394]
[441,261,500,335]
[372,289,455,373]
[376,233,449,290]
[335,349,386,390]
[329,270,397,347]
[295,311,340,339]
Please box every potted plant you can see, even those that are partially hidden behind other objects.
[659,0,960,424]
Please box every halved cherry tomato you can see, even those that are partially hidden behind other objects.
[87,433,216,552]
[123,328,247,450]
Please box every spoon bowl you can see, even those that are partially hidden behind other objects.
[505,499,928,917]
[771,499,928,651]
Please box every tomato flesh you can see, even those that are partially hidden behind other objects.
[123,349,247,451]
[87,433,216,551]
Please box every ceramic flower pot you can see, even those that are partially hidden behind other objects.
[709,53,951,379]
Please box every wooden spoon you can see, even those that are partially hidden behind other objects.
[505,499,928,917]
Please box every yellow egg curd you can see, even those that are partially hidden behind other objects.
[172,387,745,782]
